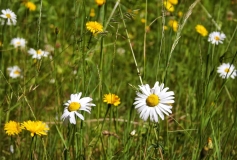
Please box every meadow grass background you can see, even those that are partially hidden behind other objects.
[1,0,237,159]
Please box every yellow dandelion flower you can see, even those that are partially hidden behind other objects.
[4,121,22,136]
[95,0,106,6]
[21,120,49,137]
[168,20,178,32]
[164,1,174,12]
[103,93,121,106]
[195,24,208,37]
[168,0,178,5]
[90,9,95,17]
[25,2,36,11]
[86,21,103,34]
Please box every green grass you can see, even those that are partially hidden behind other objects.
[1,0,237,159]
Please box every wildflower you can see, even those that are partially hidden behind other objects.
[21,120,49,137]
[28,48,49,59]
[4,121,22,136]
[168,0,178,5]
[0,9,17,25]
[178,11,183,18]
[25,1,36,11]
[90,8,95,17]
[164,1,174,12]
[7,66,22,78]
[86,21,103,34]
[141,18,146,23]
[130,130,136,136]
[208,31,226,45]
[103,93,121,106]
[217,63,236,79]
[168,20,178,32]
[195,25,208,37]
[133,81,175,123]
[10,37,27,48]
[10,145,14,153]
[61,93,95,124]
[95,0,106,6]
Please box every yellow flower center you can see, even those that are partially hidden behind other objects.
[224,68,230,73]
[6,13,11,18]
[14,70,20,75]
[16,41,21,45]
[146,94,159,107]
[37,50,42,55]
[68,102,81,111]
[214,36,220,41]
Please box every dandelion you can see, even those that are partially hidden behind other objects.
[21,120,49,137]
[164,1,174,12]
[168,20,178,32]
[208,31,226,45]
[61,93,95,124]
[95,0,106,6]
[0,9,17,25]
[195,25,208,37]
[168,0,178,5]
[133,81,175,123]
[10,37,27,48]
[86,21,103,34]
[217,63,236,79]
[24,1,36,11]
[4,121,22,136]
[7,66,22,78]
[103,93,121,106]
[28,48,49,59]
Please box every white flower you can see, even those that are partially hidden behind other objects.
[208,31,226,45]
[217,63,236,79]
[0,9,17,25]
[28,48,49,59]
[7,66,22,78]
[61,93,95,124]
[10,38,27,48]
[133,82,175,123]
[10,145,14,154]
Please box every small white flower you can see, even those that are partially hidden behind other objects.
[217,63,236,79]
[10,38,27,48]
[61,93,95,124]
[0,9,17,25]
[208,31,226,45]
[28,48,49,59]
[130,130,136,136]
[7,66,22,78]
[10,145,14,153]
[133,82,175,123]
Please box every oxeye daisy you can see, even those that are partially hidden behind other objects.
[217,63,236,79]
[103,93,121,106]
[28,48,49,59]
[21,120,49,137]
[208,31,226,45]
[95,0,106,6]
[133,82,175,123]
[0,9,17,25]
[86,21,103,34]
[7,66,22,78]
[10,37,27,48]
[61,93,95,124]
[4,121,22,136]
[195,25,208,37]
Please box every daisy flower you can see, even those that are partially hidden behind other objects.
[28,48,49,59]
[7,66,22,78]
[195,25,208,37]
[61,93,95,124]
[21,120,49,137]
[86,21,103,34]
[217,63,236,79]
[95,0,106,6]
[103,93,121,106]
[208,31,226,45]
[4,121,22,136]
[10,37,27,48]
[0,9,17,25]
[133,82,175,123]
